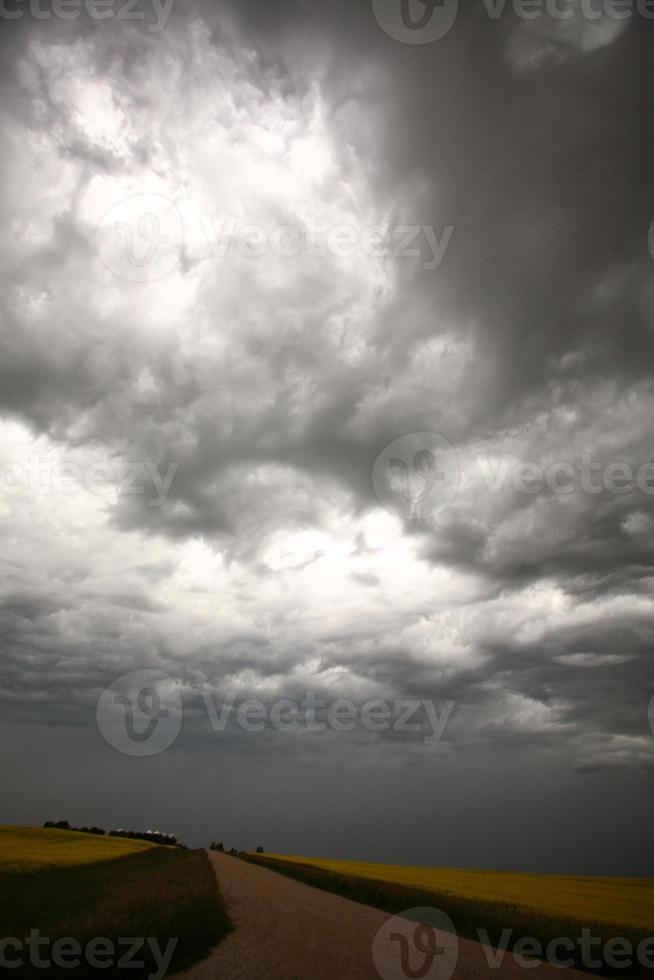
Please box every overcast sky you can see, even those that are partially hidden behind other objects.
[0,0,653,874]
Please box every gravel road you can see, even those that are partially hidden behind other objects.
[176,852,588,980]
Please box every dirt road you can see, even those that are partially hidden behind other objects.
[177,852,587,980]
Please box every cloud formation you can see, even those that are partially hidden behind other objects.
[0,0,652,866]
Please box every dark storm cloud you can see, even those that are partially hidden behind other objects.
[19,3,653,598]
[0,0,653,869]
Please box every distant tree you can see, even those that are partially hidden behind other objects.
[43,821,55,828]
[108,827,181,847]
[55,820,70,830]
[256,846,264,853]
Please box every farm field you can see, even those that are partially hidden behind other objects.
[246,852,654,976]
[0,826,231,979]
[255,852,654,935]
[0,825,157,871]
[179,850,587,980]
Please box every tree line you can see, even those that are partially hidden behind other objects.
[209,842,264,854]
[43,820,182,847]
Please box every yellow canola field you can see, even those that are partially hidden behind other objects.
[0,826,156,872]
[261,853,654,934]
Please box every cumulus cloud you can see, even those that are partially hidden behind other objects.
[0,0,652,866]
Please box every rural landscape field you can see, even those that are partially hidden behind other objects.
[0,826,231,979]
[2,824,652,978]
[246,851,654,974]
[252,852,654,935]
[0,825,158,871]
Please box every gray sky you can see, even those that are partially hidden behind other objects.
[0,0,653,873]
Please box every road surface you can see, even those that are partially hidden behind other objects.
[177,851,587,980]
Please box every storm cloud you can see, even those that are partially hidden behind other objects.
[0,0,652,870]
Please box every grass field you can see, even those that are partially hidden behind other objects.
[0,827,231,978]
[0,825,158,871]
[256,852,653,934]
[246,852,654,977]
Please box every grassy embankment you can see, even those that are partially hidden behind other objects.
[244,851,654,978]
[0,826,231,978]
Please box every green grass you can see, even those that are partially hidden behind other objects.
[244,852,654,979]
[0,827,231,979]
